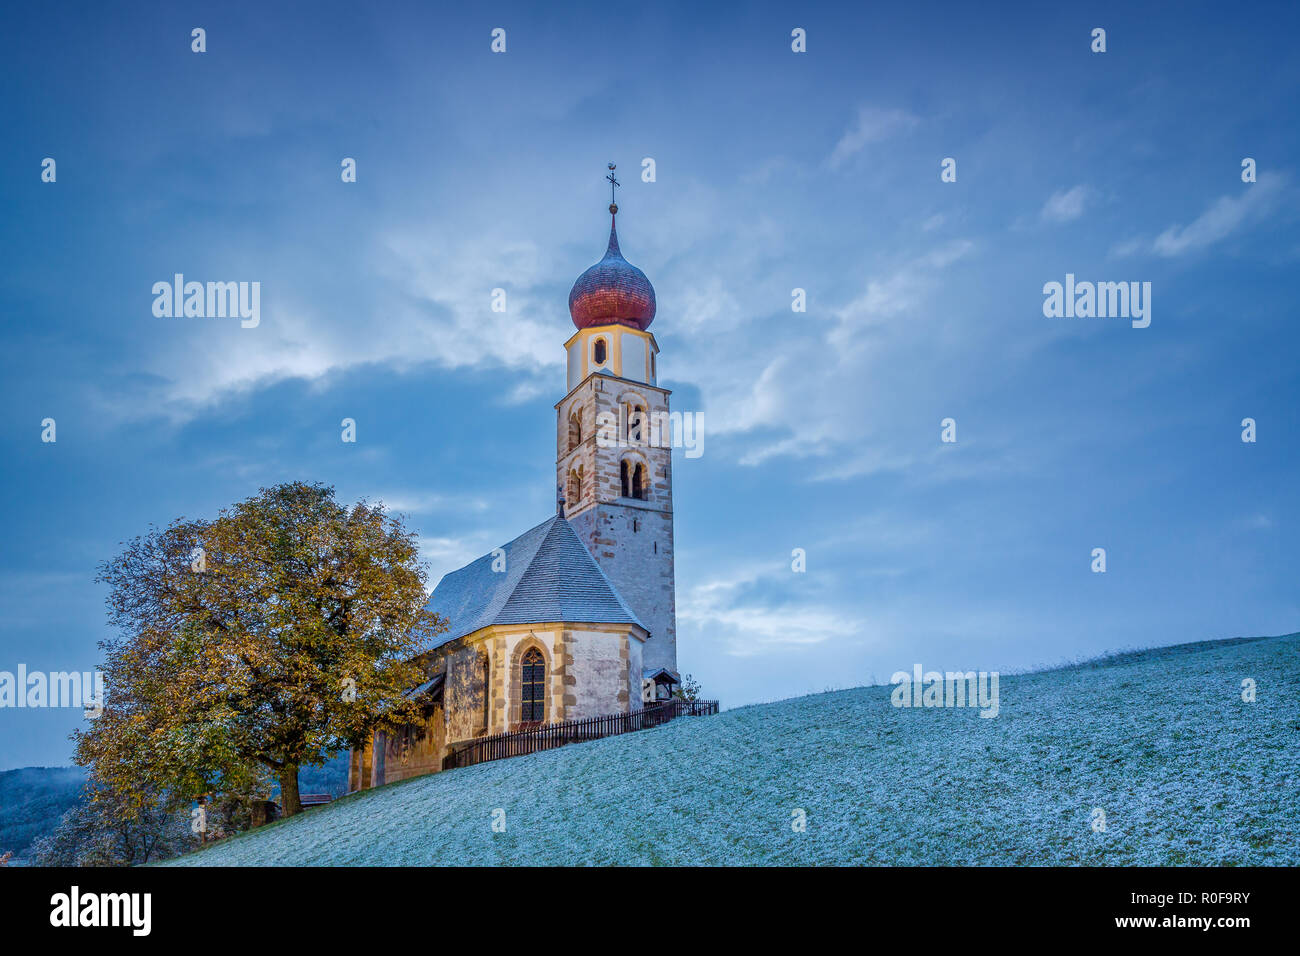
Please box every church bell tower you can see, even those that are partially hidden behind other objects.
[556,168,677,675]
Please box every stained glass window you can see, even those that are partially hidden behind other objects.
[521,648,545,723]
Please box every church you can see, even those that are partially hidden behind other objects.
[348,180,680,790]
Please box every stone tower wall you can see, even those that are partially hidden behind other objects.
[557,373,677,674]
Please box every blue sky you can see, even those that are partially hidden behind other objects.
[2,0,1297,769]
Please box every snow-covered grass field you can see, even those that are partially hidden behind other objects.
[166,633,1299,866]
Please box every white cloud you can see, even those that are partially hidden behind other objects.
[1107,237,1143,258]
[665,236,981,477]
[420,533,497,591]
[1041,185,1089,223]
[373,491,490,516]
[1113,173,1288,258]
[1153,181,1274,255]
[827,107,919,169]
[96,176,745,427]
[677,565,867,657]
[97,228,569,425]
[828,239,973,349]
[674,276,745,334]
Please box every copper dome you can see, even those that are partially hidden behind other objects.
[568,215,656,331]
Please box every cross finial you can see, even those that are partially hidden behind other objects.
[606,162,619,214]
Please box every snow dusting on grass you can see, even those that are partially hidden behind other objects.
[165,634,1299,866]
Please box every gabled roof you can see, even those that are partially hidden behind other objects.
[425,515,646,649]
[403,673,445,704]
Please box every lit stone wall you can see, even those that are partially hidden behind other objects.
[348,623,644,789]
[378,704,446,784]
[444,643,488,742]
[563,628,634,720]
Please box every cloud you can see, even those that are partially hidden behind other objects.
[96,229,566,425]
[828,239,974,348]
[674,276,745,334]
[677,565,867,657]
[827,107,919,169]
[669,236,980,477]
[1041,185,1089,223]
[1113,173,1288,258]
[373,491,490,516]
[94,176,738,428]
[1152,181,1275,255]
[1108,237,1143,258]
[420,533,498,591]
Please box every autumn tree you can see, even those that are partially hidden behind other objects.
[28,786,191,867]
[76,482,445,817]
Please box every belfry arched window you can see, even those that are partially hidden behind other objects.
[568,466,583,506]
[627,404,646,443]
[568,409,582,451]
[620,459,630,498]
[632,463,646,500]
[521,648,545,723]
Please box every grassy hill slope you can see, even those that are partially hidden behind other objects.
[167,633,1299,866]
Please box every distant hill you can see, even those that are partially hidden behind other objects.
[294,754,350,799]
[0,754,351,863]
[0,766,87,859]
[165,632,1300,866]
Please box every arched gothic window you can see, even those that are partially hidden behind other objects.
[521,648,545,723]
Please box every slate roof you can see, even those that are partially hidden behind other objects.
[425,515,647,649]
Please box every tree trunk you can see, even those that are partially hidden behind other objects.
[279,764,302,817]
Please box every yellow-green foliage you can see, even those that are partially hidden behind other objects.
[76,481,446,818]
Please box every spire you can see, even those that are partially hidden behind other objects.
[604,162,622,256]
[606,215,621,258]
[568,161,656,330]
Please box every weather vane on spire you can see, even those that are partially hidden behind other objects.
[606,162,619,214]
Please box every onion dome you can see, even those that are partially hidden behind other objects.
[568,211,657,331]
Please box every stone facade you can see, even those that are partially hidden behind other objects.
[444,643,489,741]
[369,703,446,786]
[347,622,646,791]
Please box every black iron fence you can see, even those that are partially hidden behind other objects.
[443,698,719,771]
